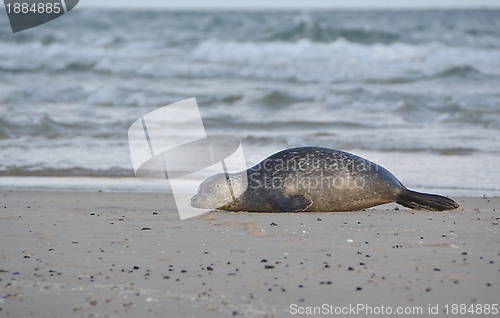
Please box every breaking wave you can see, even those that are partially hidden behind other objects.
[191,38,500,83]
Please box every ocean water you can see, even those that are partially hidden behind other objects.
[0,9,499,195]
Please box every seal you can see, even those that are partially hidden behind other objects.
[191,147,459,212]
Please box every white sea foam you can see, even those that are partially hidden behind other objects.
[191,38,500,82]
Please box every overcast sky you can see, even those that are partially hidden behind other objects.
[79,0,500,10]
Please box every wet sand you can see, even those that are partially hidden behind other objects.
[0,190,498,317]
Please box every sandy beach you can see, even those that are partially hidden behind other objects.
[0,190,498,317]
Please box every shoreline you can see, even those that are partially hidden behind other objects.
[1,176,498,197]
[0,190,498,317]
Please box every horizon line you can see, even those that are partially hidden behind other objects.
[76,6,500,11]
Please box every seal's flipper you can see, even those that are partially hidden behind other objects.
[276,194,312,212]
[397,189,459,211]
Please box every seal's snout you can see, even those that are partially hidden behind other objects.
[191,193,210,209]
[190,195,202,208]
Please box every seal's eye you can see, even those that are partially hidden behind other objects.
[216,184,220,188]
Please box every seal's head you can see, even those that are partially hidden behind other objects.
[191,173,233,209]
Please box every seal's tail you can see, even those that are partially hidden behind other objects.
[397,189,459,211]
